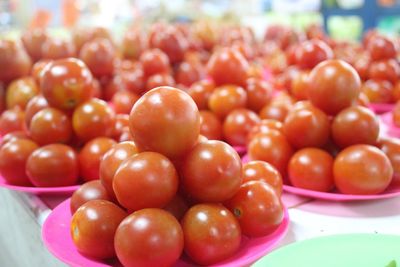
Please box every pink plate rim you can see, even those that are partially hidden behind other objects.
[368,103,394,114]
[42,198,290,267]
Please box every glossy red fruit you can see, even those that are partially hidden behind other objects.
[223,108,260,146]
[294,39,333,69]
[368,59,400,85]
[21,28,49,61]
[242,160,283,195]
[145,73,176,92]
[199,110,222,140]
[25,95,49,127]
[208,85,247,119]
[111,91,140,114]
[70,180,111,214]
[380,137,400,186]
[247,119,283,144]
[246,78,273,112]
[175,60,205,87]
[140,48,170,77]
[361,79,393,103]
[187,79,215,110]
[6,77,39,110]
[0,40,32,84]
[0,108,25,136]
[367,36,397,61]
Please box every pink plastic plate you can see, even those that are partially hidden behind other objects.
[380,112,400,137]
[368,103,394,114]
[42,199,290,267]
[242,154,400,201]
[0,174,79,194]
[233,146,247,156]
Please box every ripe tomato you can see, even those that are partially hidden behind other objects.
[380,137,400,186]
[332,106,379,148]
[78,137,116,182]
[139,48,170,77]
[26,144,79,187]
[0,139,38,186]
[208,85,247,119]
[242,160,283,195]
[223,108,260,146]
[40,58,94,110]
[175,61,205,87]
[283,104,330,149]
[121,29,147,60]
[247,119,283,143]
[308,59,361,115]
[113,152,178,211]
[248,131,294,176]
[0,131,29,147]
[145,73,176,92]
[361,79,393,103]
[259,103,290,122]
[187,79,215,110]
[31,59,52,83]
[41,38,76,59]
[79,38,116,78]
[368,59,400,85]
[129,86,200,159]
[393,101,400,127]
[72,98,116,142]
[225,181,283,237]
[291,71,310,100]
[393,81,400,101]
[0,108,25,136]
[115,208,183,267]
[294,39,333,69]
[163,194,189,221]
[111,91,140,114]
[245,78,273,112]
[181,140,242,202]
[29,107,72,145]
[333,145,393,195]
[0,40,32,84]
[288,148,334,192]
[199,110,222,140]
[181,203,241,265]
[71,200,127,259]
[24,95,49,127]
[21,28,48,61]
[367,36,397,61]
[70,180,111,213]
[6,77,39,109]
[207,47,249,87]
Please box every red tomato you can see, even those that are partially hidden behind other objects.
[332,106,379,148]
[393,101,400,127]
[6,77,39,109]
[145,73,176,92]
[99,141,138,198]
[208,85,247,119]
[181,203,241,265]
[111,91,140,114]
[291,71,310,100]
[368,59,400,85]
[0,139,38,186]
[181,140,242,202]
[113,152,178,211]
[283,105,330,149]
[24,95,49,127]
[0,40,32,84]
[207,47,249,87]
[380,137,400,186]
[70,180,111,213]
[288,148,334,192]
[0,108,25,136]
[163,194,189,221]
[129,86,200,159]
[242,160,283,195]
[72,98,116,142]
[367,36,397,61]
[361,79,393,103]
[0,131,29,147]
[41,38,76,59]
[71,200,127,259]
[247,119,284,143]
[115,208,183,267]
[308,59,361,115]
[294,39,333,69]
[333,145,393,195]
[393,81,400,102]
[225,180,283,237]
[40,58,94,110]
[223,108,260,146]
[175,61,205,87]
[78,137,116,182]
[199,110,222,140]
[26,144,79,187]
[259,103,290,122]
[121,29,147,60]
[21,28,48,61]
[139,48,170,77]
[248,131,294,176]
[246,78,273,112]
[187,79,215,110]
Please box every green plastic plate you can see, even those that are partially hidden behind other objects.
[254,234,400,267]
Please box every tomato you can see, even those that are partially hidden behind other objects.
[70,180,111,213]
[288,148,334,192]
[111,91,140,114]
[121,29,147,60]
[245,78,273,112]
[308,59,361,115]
[283,104,330,149]
[207,47,249,87]
[361,79,393,103]
[0,139,38,186]
[192,21,217,51]
[104,70,145,100]
[181,140,242,202]
[31,59,52,83]
[0,108,25,136]
[79,38,116,78]
[21,28,48,62]
[41,38,76,59]
[367,36,397,61]
[0,131,29,147]
[259,103,290,122]
[291,71,310,100]
[199,110,222,140]
[294,39,333,69]
[113,152,178,211]
[223,108,260,146]
[139,48,170,77]
[333,144,393,195]
[247,119,283,143]
[26,144,79,187]
[393,81,400,101]
[248,131,294,176]
[187,79,215,110]
[0,40,32,84]
[129,86,200,159]
[225,180,283,237]
[24,95,49,127]
[208,85,247,119]
[0,82,5,114]
[40,58,94,110]
[71,200,127,259]
[332,106,379,148]
[181,203,241,265]
[78,137,116,182]
[394,101,400,127]
[163,194,189,221]
[111,114,130,139]
[29,107,72,145]
[368,59,400,85]
[175,61,205,87]
[72,98,116,142]
[6,77,39,109]
[115,208,183,267]
[145,73,176,92]
[380,137,400,186]
[353,54,370,81]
